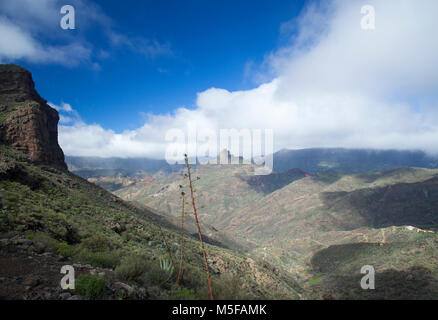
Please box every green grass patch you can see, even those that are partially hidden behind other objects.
[75,274,108,300]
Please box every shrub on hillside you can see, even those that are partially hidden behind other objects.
[179,266,205,289]
[79,250,121,269]
[56,241,75,257]
[142,258,175,288]
[197,273,252,300]
[115,255,151,282]
[75,274,107,300]
[169,285,198,300]
[81,234,112,252]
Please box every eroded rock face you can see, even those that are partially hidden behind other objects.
[0,64,67,169]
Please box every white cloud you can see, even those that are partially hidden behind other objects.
[49,102,82,124]
[50,102,73,113]
[59,122,169,158]
[0,0,59,31]
[0,18,37,61]
[59,115,73,124]
[0,1,92,66]
[0,0,171,66]
[58,0,438,158]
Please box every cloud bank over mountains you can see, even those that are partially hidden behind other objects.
[4,0,438,158]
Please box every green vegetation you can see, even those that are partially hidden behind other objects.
[108,158,438,299]
[142,259,176,288]
[0,145,299,299]
[115,255,151,282]
[75,274,108,300]
[169,286,197,300]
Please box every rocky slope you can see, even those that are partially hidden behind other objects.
[0,64,66,169]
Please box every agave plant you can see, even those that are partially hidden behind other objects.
[159,257,174,275]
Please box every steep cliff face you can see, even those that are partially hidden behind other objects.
[0,64,67,169]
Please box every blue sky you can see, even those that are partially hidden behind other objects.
[1,0,438,158]
[5,0,306,132]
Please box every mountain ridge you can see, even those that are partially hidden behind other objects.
[273,148,438,173]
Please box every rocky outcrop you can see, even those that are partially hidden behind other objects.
[0,64,66,169]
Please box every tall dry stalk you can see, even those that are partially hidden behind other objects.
[176,191,185,285]
[184,154,214,300]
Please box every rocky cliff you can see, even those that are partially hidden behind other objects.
[0,64,66,169]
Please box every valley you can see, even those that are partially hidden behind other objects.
[87,161,438,299]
